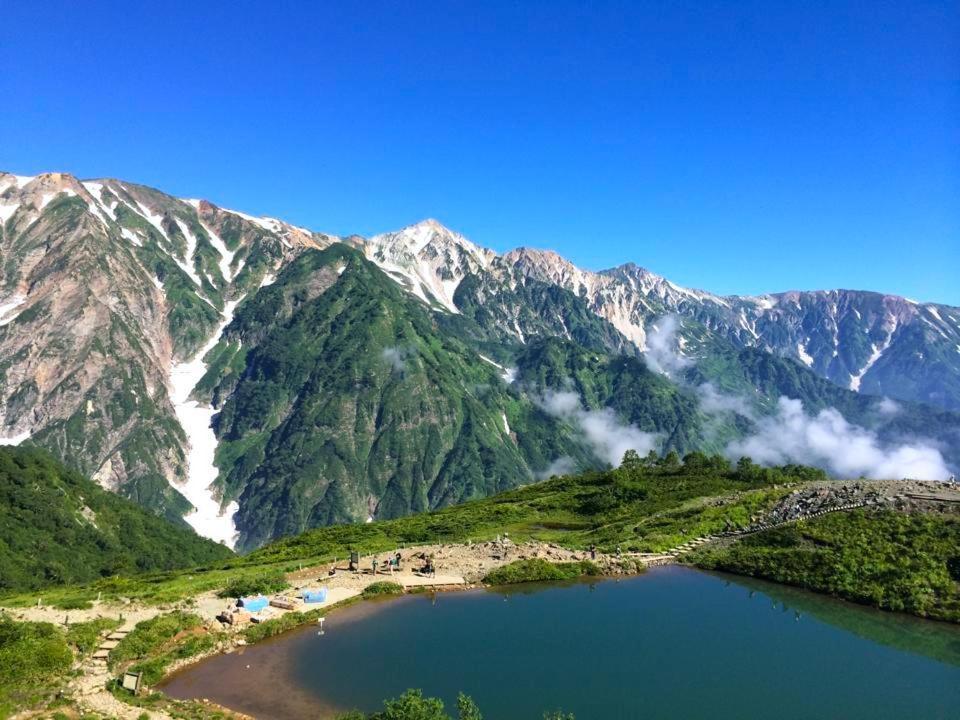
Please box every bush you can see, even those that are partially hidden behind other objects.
[216,570,288,599]
[362,582,404,598]
[483,559,600,586]
[0,617,73,717]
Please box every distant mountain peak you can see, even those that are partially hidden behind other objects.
[361,220,495,313]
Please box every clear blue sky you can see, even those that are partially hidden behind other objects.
[3,1,957,304]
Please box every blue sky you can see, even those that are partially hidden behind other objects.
[3,1,957,304]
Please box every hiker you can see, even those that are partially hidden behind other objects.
[371,557,378,575]
[590,545,596,560]
[395,552,402,570]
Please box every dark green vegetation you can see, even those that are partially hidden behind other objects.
[695,509,960,622]
[0,446,232,593]
[336,688,574,720]
[482,558,602,585]
[215,570,288,599]
[0,617,72,719]
[0,615,124,718]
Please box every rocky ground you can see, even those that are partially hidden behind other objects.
[761,479,960,526]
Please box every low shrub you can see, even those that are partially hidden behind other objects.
[216,570,288,599]
[482,559,601,585]
[362,582,404,598]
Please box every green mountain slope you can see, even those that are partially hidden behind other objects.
[0,446,232,592]
[197,246,591,550]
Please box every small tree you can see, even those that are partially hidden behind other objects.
[657,450,681,471]
[620,449,642,469]
[457,693,483,720]
[376,689,449,720]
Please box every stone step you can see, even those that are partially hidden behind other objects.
[106,631,128,640]
[99,640,120,650]
[92,649,110,660]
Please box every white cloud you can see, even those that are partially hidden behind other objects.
[726,397,950,480]
[876,397,901,416]
[697,382,755,419]
[535,456,576,480]
[644,315,690,377]
[539,389,660,467]
[381,347,408,373]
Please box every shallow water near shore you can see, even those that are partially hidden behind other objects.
[161,566,960,719]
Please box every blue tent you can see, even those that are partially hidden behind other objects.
[303,588,328,604]
[241,595,269,612]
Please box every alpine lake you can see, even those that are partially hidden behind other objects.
[161,566,960,719]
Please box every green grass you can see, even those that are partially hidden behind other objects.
[0,457,810,610]
[0,617,73,719]
[0,446,232,595]
[693,509,960,622]
[65,616,121,658]
[482,559,602,585]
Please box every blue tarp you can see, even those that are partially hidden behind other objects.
[303,588,328,604]
[241,595,269,612]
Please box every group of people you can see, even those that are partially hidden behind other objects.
[370,552,404,575]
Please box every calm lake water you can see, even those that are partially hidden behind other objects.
[162,567,960,719]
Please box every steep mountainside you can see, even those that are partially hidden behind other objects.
[0,446,232,592]
[0,172,330,530]
[1,168,956,550]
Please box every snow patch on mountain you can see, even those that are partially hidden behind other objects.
[169,298,244,547]
[0,200,19,224]
[0,295,27,327]
[0,430,30,446]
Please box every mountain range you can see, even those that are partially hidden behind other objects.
[1,170,957,550]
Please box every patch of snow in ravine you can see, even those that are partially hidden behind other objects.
[169,299,244,547]
[479,354,517,384]
[796,341,814,367]
[849,332,894,392]
[0,430,30,446]
[0,201,20,224]
[0,295,27,327]
[199,220,236,282]
[121,228,142,246]
[502,412,511,434]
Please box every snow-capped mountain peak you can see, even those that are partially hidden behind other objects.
[361,219,496,313]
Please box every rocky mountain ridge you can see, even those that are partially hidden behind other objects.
[1,169,956,549]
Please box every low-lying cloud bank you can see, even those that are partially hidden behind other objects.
[642,314,952,481]
[726,397,951,481]
[540,389,660,468]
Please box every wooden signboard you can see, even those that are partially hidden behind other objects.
[121,671,142,694]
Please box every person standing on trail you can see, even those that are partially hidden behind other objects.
[371,557,377,575]
[590,545,597,560]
